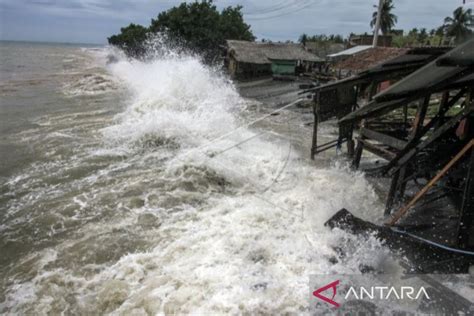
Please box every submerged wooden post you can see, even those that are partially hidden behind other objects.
[352,84,378,168]
[311,91,320,160]
[385,169,401,215]
[385,96,431,213]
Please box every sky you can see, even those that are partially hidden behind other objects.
[0,0,473,44]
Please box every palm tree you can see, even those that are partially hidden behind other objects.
[370,0,398,35]
[299,33,308,47]
[444,7,473,44]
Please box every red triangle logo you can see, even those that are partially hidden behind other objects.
[313,280,340,308]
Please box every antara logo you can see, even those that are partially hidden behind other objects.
[313,280,340,308]
[313,280,431,308]
[345,286,430,300]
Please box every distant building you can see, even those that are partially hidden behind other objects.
[332,46,408,77]
[349,34,393,47]
[304,42,346,59]
[327,45,373,62]
[225,40,323,79]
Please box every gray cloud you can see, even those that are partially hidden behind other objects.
[0,0,472,44]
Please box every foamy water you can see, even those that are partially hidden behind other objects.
[0,41,397,314]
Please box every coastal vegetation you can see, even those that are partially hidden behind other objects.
[299,4,472,49]
[108,0,254,60]
[444,6,474,44]
[370,0,398,35]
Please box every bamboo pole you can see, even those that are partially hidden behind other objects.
[386,139,474,226]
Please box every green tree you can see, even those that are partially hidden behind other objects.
[108,0,254,59]
[417,28,428,44]
[148,0,254,57]
[108,24,149,57]
[444,6,473,44]
[370,0,398,35]
[435,26,445,37]
[299,33,308,46]
[219,6,255,42]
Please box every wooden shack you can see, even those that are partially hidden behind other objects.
[305,40,474,250]
[225,40,323,79]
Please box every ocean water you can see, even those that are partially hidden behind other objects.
[0,40,395,314]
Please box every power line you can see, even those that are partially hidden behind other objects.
[245,1,318,21]
[243,0,294,15]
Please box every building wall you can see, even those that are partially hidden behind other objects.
[349,35,392,47]
[270,60,296,75]
[228,60,271,79]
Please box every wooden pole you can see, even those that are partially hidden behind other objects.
[386,139,474,226]
[311,92,320,160]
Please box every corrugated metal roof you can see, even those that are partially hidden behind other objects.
[328,45,372,58]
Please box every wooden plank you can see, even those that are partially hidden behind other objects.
[360,128,407,150]
[326,208,474,273]
[357,138,396,161]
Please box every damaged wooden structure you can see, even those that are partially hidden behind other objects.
[305,46,451,157]
[307,39,474,251]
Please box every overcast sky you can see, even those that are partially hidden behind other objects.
[0,0,472,44]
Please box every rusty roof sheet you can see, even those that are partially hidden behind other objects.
[333,47,409,73]
[375,39,474,102]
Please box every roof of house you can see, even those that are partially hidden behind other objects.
[302,46,452,96]
[340,39,474,124]
[333,47,409,73]
[327,45,372,58]
[375,39,474,102]
[226,40,323,64]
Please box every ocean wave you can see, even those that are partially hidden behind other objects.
[0,39,394,314]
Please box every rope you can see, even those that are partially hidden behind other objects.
[175,98,304,161]
[391,228,474,256]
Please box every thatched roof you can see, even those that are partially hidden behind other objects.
[227,40,323,64]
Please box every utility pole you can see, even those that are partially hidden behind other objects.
[373,0,385,47]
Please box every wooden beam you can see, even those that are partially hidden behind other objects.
[357,138,396,161]
[410,95,430,141]
[360,128,408,150]
[386,139,474,226]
